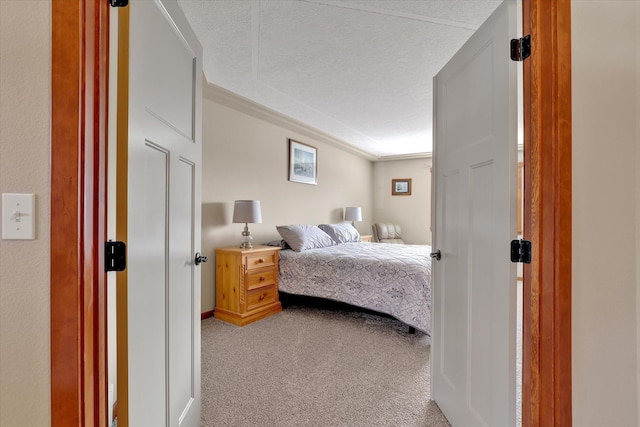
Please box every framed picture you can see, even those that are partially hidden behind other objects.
[392,178,412,196]
[288,139,317,185]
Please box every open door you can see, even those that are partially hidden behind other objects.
[116,1,203,425]
[431,1,518,426]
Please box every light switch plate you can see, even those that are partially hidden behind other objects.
[2,193,35,240]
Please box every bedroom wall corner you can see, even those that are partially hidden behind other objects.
[200,94,374,313]
[372,158,432,245]
[0,1,52,425]
[572,2,639,426]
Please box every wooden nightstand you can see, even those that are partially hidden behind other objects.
[214,245,282,326]
[360,234,372,242]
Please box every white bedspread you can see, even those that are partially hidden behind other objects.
[278,242,432,334]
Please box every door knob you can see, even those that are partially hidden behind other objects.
[195,252,208,265]
[430,250,441,261]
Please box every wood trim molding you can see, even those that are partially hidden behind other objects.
[204,80,437,162]
[111,400,118,422]
[378,153,432,161]
[201,310,215,320]
[51,0,109,426]
[522,1,572,426]
[204,83,379,161]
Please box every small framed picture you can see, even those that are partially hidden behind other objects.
[288,139,317,185]
[392,178,412,196]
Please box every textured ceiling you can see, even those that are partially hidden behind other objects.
[178,0,502,158]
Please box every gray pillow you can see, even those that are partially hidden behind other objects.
[318,223,361,244]
[276,224,335,252]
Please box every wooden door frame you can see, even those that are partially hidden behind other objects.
[49,1,572,425]
[522,1,572,425]
[50,0,109,425]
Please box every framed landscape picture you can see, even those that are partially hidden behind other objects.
[392,178,412,195]
[288,139,317,185]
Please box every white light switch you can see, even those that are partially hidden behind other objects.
[2,193,35,240]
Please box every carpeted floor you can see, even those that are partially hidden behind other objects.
[201,305,451,427]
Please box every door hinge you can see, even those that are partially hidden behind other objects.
[109,0,128,7]
[510,239,532,264]
[510,35,531,61]
[105,241,127,272]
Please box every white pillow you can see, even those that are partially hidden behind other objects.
[318,223,361,244]
[276,224,335,252]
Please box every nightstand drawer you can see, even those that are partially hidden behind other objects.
[246,252,277,270]
[246,269,277,291]
[246,285,278,312]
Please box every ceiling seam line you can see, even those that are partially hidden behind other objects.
[300,0,479,31]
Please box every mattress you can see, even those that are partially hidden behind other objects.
[278,242,432,334]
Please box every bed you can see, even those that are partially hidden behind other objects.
[276,238,432,334]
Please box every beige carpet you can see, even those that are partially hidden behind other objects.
[201,305,451,427]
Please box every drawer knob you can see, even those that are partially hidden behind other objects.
[258,258,264,263]
[259,294,266,301]
[259,276,266,281]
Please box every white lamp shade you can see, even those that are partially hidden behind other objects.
[344,206,362,222]
[233,200,262,224]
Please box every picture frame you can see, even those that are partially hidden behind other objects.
[288,139,317,185]
[392,178,412,196]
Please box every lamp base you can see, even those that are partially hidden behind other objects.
[240,225,253,249]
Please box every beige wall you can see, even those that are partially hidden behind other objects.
[0,1,51,425]
[572,1,639,426]
[200,93,374,312]
[372,158,432,245]
[637,1,640,421]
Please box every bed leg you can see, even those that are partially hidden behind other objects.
[408,326,415,334]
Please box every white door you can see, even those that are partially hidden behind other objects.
[127,1,203,425]
[431,1,518,426]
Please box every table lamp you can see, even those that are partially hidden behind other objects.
[344,206,362,225]
[232,200,262,249]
